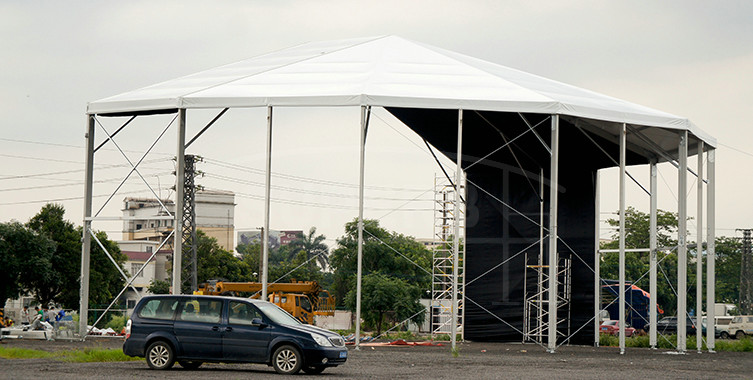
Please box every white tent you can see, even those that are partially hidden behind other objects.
[82,36,716,354]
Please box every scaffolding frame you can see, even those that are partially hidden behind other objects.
[431,175,465,340]
[523,254,572,344]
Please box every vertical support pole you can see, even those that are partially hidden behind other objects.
[547,114,559,353]
[696,141,704,353]
[618,123,627,355]
[677,131,688,352]
[594,170,600,347]
[262,106,273,301]
[649,160,658,349]
[355,105,367,350]
[79,114,95,339]
[706,148,716,352]
[451,109,463,352]
[172,109,186,294]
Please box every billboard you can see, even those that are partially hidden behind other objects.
[237,230,303,250]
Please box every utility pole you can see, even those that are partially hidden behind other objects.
[739,229,753,314]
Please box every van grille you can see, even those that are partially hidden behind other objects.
[329,336,345,347]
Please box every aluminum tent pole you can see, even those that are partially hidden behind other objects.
[696,141,704,353]
[649,160,658,349]
[451,109,463,352]
[618,123,627,355]
[594,170,600,347]
[677,131,688,352]
[355,105,368,350]
[262,106,273,301]
[706,148,716,352]
[547,114,560,353]
[172,109,186,294]
[79,114,95,338]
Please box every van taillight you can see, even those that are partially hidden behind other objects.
[125,319,132,339]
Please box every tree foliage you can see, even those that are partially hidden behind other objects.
[287,227,330,270]
[330,218,431,312]
[601,207,743,316]
[180,230,252,293]
[0,221,55,308]
[344,273,425,336]
[26,204,81,308]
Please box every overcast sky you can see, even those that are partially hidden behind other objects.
[1,1,752,249]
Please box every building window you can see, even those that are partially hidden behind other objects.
[136,224,142,230]
[131,264,143,278]
[127,299,136,309]
[146,246,153,253]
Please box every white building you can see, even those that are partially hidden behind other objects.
[122,189,235,251]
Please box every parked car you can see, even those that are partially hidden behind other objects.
[727,315,753,340]
[123,295,347,374]
[599,320,636,337]
[644,316,702,335]
[705,316,734,339]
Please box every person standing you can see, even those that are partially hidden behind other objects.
[21,306,31,325]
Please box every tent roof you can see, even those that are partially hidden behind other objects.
[87,35,714,148]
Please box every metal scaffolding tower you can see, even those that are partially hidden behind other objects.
[180,154,201,292]
[431,175,465,339]
[523,253,572,344]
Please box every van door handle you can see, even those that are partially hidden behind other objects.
[225,327,233,332]
[212,326,219,331]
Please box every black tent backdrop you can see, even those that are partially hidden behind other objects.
[387,107,649,343]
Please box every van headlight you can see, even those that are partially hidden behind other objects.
[312,334,332,347]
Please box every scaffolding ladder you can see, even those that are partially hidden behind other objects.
[431,175,465,339]
[522,253,572,344]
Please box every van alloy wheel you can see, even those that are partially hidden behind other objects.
[273,345,302,375]
[146,341,175,370]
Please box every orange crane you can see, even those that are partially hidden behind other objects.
[195,280,335,325]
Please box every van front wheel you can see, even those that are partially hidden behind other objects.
[736,330,746,340]
[146,341,175,370]
[272,345,302,375]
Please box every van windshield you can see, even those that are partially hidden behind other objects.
[258,303,301,326]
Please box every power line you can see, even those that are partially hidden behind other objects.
[0,188,172,206]
[0,171,173,193]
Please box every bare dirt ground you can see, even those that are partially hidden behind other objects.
[1,337,751,379]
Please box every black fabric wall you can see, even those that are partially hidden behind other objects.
[386,107,646,344]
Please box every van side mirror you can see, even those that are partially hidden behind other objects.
[251,318,267,328]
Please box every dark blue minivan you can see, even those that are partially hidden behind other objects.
[123,295,347,375]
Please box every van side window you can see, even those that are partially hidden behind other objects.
[228,301,263,325]
[178,298,222,323]
[138,298,178,320]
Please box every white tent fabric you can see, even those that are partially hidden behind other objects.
[87,35,714,148]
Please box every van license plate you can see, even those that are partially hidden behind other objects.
[339,351,347,358]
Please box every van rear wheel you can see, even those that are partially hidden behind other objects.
[720,331,729,339]
[146,341,175,370]
[272,345,302,375]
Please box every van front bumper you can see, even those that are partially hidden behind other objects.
[302,346,348,367]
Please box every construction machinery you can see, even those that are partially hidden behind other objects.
[195,280,335,325]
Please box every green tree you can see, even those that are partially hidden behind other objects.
[84,228,128,309]
[181,230,251,292]
[330,219,431,307]
[600,207,681,316]
[715,237,742,306]
[0,222,55,308]
[344,273,425,336]
[287,227,330,270]
[148,279,171,294]
[26,204,81,308]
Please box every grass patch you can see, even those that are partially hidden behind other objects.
[0,347,142,362]
[0,347,55,359]
[599,333,753,352]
